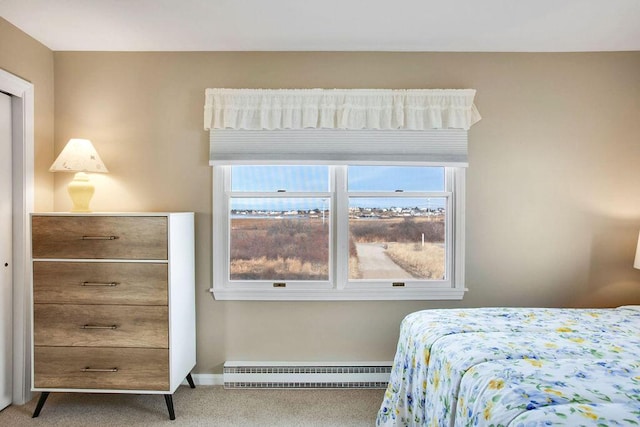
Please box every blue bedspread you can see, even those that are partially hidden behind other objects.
[376,306,640,426]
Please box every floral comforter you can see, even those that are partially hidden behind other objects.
[376,306,640,426]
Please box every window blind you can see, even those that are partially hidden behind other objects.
[209,129,468,166]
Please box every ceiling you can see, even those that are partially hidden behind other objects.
[2,0,639,52]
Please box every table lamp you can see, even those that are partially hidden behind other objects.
[635,231,640,270]
[49,138,109,212]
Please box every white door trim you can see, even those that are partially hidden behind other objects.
[0,69,35,405]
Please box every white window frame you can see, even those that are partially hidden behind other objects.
[211,165,466,301]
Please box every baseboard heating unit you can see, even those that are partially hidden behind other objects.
[223,361,392,389]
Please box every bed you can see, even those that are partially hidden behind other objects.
[376,306,640,426]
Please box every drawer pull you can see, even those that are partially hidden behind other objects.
[81,367,118,373]
[81,235,119,240]
[81,324,118,330]
[81,282,119,287]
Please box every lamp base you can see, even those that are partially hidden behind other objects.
[67,172,95,212]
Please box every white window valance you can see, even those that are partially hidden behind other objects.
[204,88,481,131]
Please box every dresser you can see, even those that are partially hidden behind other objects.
[30,212,196,420]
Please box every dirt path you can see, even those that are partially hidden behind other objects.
[355,243,414,279]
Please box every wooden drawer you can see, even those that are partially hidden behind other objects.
[33,262,168,305]
[32,216,168,260]
[34,304,168,348]
[34,347,169,391]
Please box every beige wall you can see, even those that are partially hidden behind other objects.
[0,18,54,211]
[49,51,640,373]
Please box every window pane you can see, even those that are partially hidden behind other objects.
[231,165,329,192]
[348,197,446,280]
[230,198,330,281]
[348,166,444,192]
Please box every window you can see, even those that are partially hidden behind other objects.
[347,166,447,281]
[228,166,331,282]
[212,165,466,300]
[205,88,480,300]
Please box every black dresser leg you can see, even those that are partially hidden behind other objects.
[164,394,176,420]
[186,373,196,389]
[32,392,50,418]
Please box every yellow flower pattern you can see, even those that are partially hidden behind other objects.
[482,401,493,420]
[488,379,504,390]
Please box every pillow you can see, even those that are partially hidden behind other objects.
[618,305,640,311]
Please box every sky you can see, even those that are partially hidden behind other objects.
[230,165,446,211]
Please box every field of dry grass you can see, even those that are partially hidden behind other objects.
[231,256,328,280]
[385,242,445,279]
[230,218,329,280]
[229,216,445,280]
[349,256,361,279]
[349,216,444,244]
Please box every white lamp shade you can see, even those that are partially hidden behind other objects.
[635,231,640,270]
[49,138,108,173]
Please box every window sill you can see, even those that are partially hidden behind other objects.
[209,287,467,301]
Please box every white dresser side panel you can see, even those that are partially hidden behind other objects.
[168,213,196,391]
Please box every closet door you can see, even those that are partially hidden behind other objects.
[0,91,12,410]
